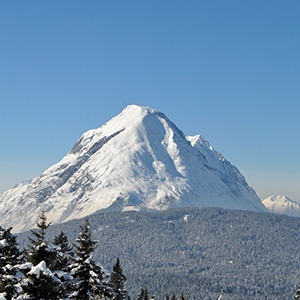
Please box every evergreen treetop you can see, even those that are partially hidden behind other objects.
[0,226,22,267]
[137,287,149,300]
[54,231,72,253]
[70,218,110,300]
[74,219,97,261]
[29,209,51,245]
[110,257,127,300]
[25,209,55,267]
[53,231,73,272]
[0,226,23,300]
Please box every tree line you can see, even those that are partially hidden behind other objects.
[0,211,186,300]
[2,209,299,299]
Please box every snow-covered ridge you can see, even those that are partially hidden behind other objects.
[262,195,300,217]
[0,104,266,232]
[187,135,225,162]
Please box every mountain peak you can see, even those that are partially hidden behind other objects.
[122,104,158,114]
[187,135,225,162]
[262,195,300,217]
[0,106,266,232]
[115,105,166,123]
[266,195,293,203]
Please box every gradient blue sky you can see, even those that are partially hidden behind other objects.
[0,1,299,202]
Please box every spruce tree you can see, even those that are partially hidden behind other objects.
[178,294,185,300]
[70,219,110,299]
[0,226,22,267]
[53,231,73,271]
[137,287,149,300]
[22,210,61,300]
[110,257,127,300]
[26,209,55,268]
[53,231,74,298]
[54,231,71,253]
[25,261,60,300]
[0,226,23,300]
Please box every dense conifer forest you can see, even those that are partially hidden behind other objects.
[0,211,132,299]
[2,207,300,299]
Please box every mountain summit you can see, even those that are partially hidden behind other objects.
[0,105,266,232]
[262,195,300,217]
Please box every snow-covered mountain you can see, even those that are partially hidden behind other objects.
[0,105,266,232]
[262,195,300,217]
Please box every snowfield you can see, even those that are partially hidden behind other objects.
[262,195,300,217]
[0,105,266,232]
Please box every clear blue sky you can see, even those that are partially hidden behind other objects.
[0,1,299,202]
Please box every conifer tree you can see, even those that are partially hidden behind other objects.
[0,226,22,267]
[178,293,185,300]
[54,231,72,253]
[52,231,74,298]
[53,231,73,271]
[70,219,110,299]
[110,257,127,299]
[22,210,61,300]
[26,209,55,268]
[0,226,23,300]
[137,287,149,300]
[24,261,60,300]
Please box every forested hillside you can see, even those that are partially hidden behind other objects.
[17,207,300,300]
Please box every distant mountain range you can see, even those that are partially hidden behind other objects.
[262,195,300,217]
[0,105,266,232]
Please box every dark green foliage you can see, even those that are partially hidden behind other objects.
[110,257,127,299]
[31,207,300,299]
[0,226,23,299]
[70,219,109,300]
[74,219,97,261]
[26,209,56,268]
[137,287,149,300]
[24,261,60,300]
[0,226,22,267]
[54,231,72,253]
[0,280,16,300]
[179,293,185,300]
[53,231,72,271]
[53,231,74,298]
[22,210,61,300]
[30,209,50,242]
[164,293,184,300]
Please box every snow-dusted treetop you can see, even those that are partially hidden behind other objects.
[0,105,266,232]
